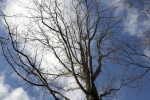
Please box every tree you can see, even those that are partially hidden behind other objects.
[0,0,150,100]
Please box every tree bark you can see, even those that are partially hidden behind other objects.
[86,85,100,100]
[87,93,99,100]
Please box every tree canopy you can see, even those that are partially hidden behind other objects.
[0,0,150,100]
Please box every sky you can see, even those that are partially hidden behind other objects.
[0,0,150,100]
[0,50,33,100]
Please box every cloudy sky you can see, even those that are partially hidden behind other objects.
[0,0,150,100]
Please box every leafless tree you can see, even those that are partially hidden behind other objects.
[0,0,150,100]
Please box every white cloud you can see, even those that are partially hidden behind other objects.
[123,9,141,35]
[2,88,30,100]
[0,76,10,98]
[102,0,150,36]
[0,75,32,100]
[144,48,150,58]
[1,0,85,99]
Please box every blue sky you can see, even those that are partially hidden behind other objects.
[0,0,150,100]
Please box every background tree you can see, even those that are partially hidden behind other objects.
[0,0,150,100]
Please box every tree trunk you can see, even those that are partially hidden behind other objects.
[87,93,99,100]
[86,85,100,100]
